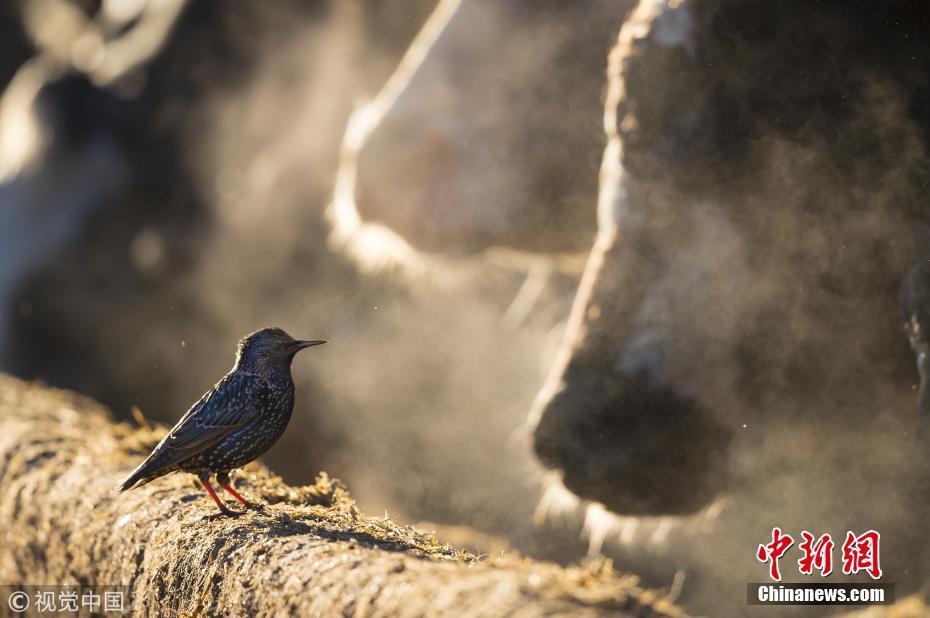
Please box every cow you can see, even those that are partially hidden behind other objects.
[528,0,930,606]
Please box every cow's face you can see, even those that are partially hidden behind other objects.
[531,0,930,524]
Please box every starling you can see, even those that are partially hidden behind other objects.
[115,327,326,515]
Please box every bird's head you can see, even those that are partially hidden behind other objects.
[235,327,326,370]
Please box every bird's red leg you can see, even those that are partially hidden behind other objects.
[217,471,262,510]
[199,476,237,516]
[218,481,250,507]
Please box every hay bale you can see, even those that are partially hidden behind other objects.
[0,374,682,616]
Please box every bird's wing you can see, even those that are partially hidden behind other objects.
[144,371,270,471]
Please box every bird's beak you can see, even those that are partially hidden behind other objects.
[292,339,327,350]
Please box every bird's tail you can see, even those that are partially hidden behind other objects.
[112,460,160,495]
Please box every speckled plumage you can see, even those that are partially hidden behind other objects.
[116,327,326,515]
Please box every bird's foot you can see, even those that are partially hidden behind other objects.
[242,500,265,512]
[203,507,244,521]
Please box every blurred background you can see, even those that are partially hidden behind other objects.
[5,0,930,614]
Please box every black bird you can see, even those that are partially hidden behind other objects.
[115,327,326,515]
[902,259,930,433]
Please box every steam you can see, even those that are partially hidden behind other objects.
[140,0,611,547]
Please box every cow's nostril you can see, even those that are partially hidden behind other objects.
[533,366,732,516]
